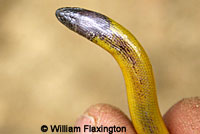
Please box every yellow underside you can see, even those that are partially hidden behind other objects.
[91,18,169,134]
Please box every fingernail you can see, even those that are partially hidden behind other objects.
[75,114,95,127]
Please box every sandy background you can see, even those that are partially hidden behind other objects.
[0,0,200,133]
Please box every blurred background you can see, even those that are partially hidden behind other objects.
[0,0,200,133]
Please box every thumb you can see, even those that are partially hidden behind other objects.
[75,103,136,134]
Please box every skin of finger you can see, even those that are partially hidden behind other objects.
[75,103,136,134]
[164,97,200,134]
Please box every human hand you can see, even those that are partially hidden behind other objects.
[75,97,200,134]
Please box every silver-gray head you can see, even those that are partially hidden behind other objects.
[55,7,111,40]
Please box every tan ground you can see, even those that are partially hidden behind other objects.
[0,0,200,133]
